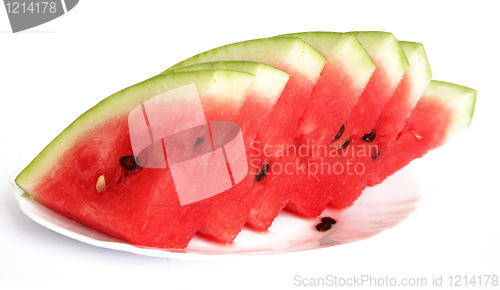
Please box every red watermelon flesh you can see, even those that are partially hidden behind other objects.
[14,33,477,250]
[371,42,432,147]
[287,33,376,147]
[15,70,255,249]
[167,61,289,148]
[164,37,327,243]
[198,55,324,243]
[311,33,409,212]
[325,40,432,209]
[247,32,410,229]
[165,38,326,157]
[323,41,431,209]
[243,32,376,229]
[369,80,476,186]
[166,61,290,242]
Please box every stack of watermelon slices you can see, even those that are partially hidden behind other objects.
[15,31,476,249]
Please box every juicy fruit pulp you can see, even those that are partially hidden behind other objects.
[286,40,429,218]
[167,61,290,242]
[165,37,328,242]
[16,70,256,249]
[248,32,411,229]
[309,40,431,212]
[369,80,476,186]
[15,32,476,250]
[320,41,432,211]
[246,32,380,229]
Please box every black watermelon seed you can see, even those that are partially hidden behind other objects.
[255,163,270,182]
[194,137,204,148]
[333,124,345,141]
[321,217,337,225]
[316,222,332,232]
[340,140,350,150]
[119,155,139,170]
[372,149,380,159]
[363,131,376,142]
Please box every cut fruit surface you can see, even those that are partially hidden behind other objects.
[15,70,255,249]
[165,37,326,156]
[14,31,476,250]
[245,32,376,229]
[167,61,289,147]
[321,32,410,210]
[369,80,476,186]
[373,41,433,145]
[283,32,376,146]
[323,40,432,210]
[247,32,411,230]
[167,61,290,242]
[164,37,326,242]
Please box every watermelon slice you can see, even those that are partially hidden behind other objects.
[324,40,432,208]
[163,37,327,242]
[284,32,376,146]
[247,32,410,229]
[166,61,289,147]
[165,37,326,156]
[14,32,476,250]
[166,61,290,242]
[316,32,411,211]
[244,31,376,229]
[371,41,433,148]
[321,41,432,209]
[15,70,256,249]
[369,80,476,186]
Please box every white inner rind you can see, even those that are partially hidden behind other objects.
[422,80,477,144]
[399,41,432,116]
[278,32,376,91]
[278,32,343,60]
[167,61,289,108]
[334,34,377,90]
[349,31,410,90]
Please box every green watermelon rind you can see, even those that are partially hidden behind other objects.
[163,37,327,83]
[348,31,410,88]
[15,70,255,194]
[278,32,343,59]
[399,41,432,98]
[278,32,376,90]
[165,61,290,107]
[381,41,432,121]
[399,41,432,79]
[423,80,477,143]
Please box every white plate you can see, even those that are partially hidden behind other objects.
[11,169,420,260]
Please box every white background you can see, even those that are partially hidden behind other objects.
[1,1,498,289]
